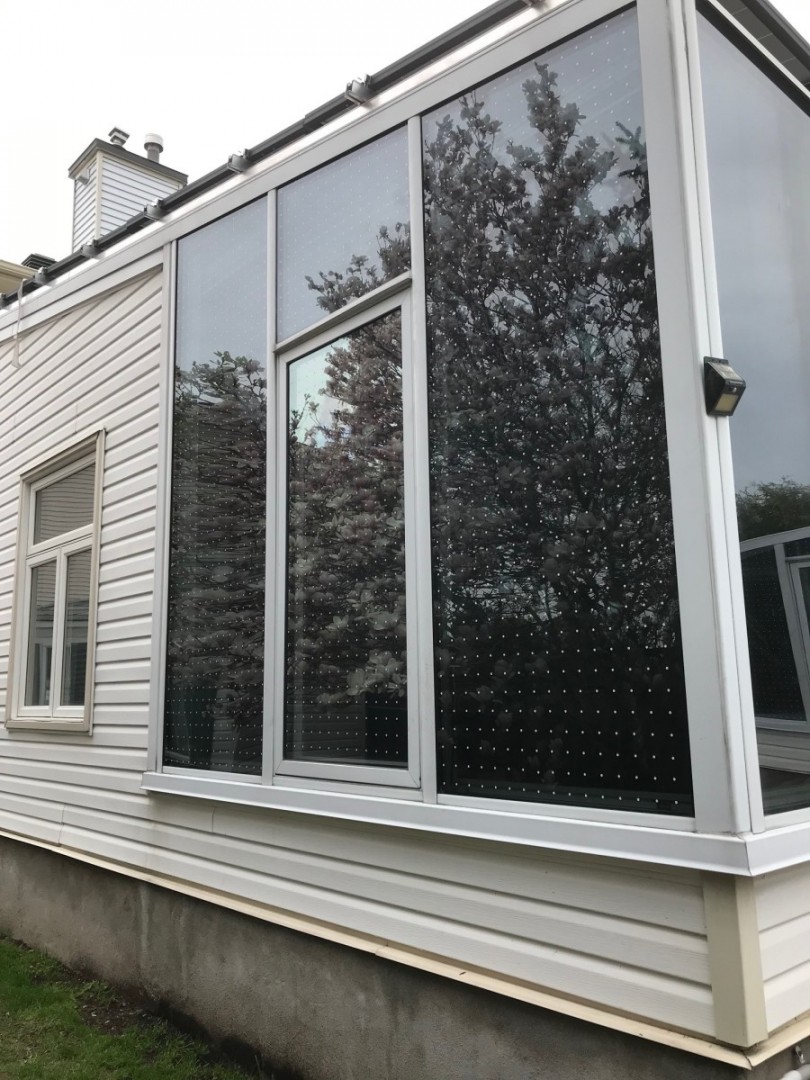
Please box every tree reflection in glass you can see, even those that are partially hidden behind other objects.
[164,201,267,774]
[422,10,692,811]
[284,312,408,766]
[277,128,410,341]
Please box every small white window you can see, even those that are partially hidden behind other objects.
[6,432,104,731]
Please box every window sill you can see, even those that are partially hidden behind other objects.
[140,769,785,873]
[5,716,91,733]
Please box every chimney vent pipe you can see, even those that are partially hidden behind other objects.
[144,133,164,162]
[108,126,129,146]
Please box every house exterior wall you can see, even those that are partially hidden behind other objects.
[0,266,720,1043]
[1,1,810,1072]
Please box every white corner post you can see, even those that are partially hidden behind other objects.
[636,0,763,838]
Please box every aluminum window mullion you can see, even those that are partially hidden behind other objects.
[407,113,437,805]
[264,190,280,786]
[399,291,421,788]
[273,271,412,355]
[271,313,288,782]
[146,243,177,772]
[636,0,760,835]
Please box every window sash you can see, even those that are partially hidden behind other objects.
[272,287,422,788]
[26,453,96,557]
[16,536,93,721]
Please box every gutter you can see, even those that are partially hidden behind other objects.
[3,0,808,308]
[0,0,530,308]
[740,0,810,79]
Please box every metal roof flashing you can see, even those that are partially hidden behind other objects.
[2,0,809,311]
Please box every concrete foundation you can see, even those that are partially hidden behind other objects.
[0,834,800,1080]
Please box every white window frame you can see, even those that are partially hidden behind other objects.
[6,430,105,732]
[271,284,422,789]
[144,0,810,873]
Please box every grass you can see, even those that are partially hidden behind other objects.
[0,935,253,1080]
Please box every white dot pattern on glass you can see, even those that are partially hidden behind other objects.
[164,200,268,776]
[423,9,692,814]
[277,128,410,341]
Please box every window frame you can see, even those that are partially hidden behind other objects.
[271,285,422,789]
[6,430,105,732]
[142,0,791,868]
[694,0,810,831]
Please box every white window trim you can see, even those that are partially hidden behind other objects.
[271,285,420,789]
[6,429,105,732]
[146,0,810,867]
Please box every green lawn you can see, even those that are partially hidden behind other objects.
[0,936,252,1080]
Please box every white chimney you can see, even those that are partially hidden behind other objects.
[68,127,187,250]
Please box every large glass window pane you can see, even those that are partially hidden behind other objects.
[25,561,56,707]
[277,129,410,341]
[164,200,267,774]
[284,311,408,766]
[700,14,810,813]
[423,9,691,812]
[34,464,95,544]
[61,549,91,707]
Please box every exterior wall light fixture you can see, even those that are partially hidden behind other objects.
[704,357,746,417]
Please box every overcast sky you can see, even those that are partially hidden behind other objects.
[1,0,808,263]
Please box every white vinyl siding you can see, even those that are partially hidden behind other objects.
[0,263,715,1038]
[755,862,810,1031]
[72,159,97,249]
[98,159,183,237]
[0,268,161,749]
[757,728,810,775]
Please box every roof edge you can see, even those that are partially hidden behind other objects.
[5,0,810,307]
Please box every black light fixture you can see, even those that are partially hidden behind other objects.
[704,357,746,417]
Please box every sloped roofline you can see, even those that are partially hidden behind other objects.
[2,0,808,307]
